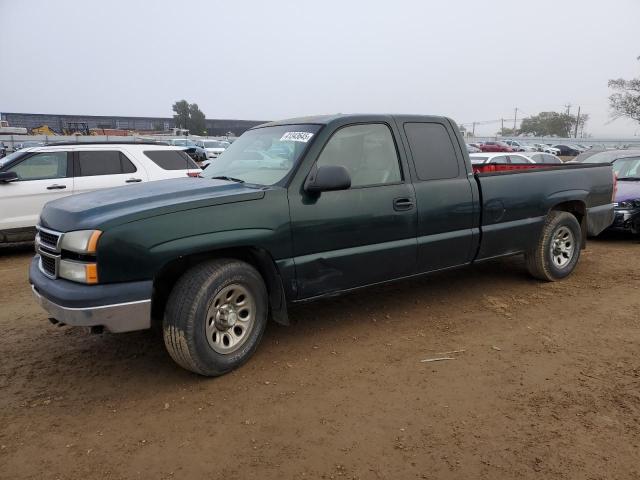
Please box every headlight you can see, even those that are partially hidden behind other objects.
[58,230,101,284]
[59,260,98,284]
[60,230,102,254]
[618,199,640,209]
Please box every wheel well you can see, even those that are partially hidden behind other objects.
[550,201,587,247]
[151,247,289,327]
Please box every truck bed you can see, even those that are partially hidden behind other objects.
[473,162,615,261]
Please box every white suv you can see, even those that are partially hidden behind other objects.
[195,139,229,159]
[0,143,201,243]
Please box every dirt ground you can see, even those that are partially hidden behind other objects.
[1,234,639,480]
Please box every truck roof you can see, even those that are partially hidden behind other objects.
[256,113,451,128]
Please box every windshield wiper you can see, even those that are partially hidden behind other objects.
[211,175,245,183]
[617,177,640,181]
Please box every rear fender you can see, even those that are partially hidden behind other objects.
[547,193,588,247]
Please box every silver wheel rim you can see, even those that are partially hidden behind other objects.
[205,284,255,354]
[550,226,575,268]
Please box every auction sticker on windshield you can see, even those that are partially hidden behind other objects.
[280,132,314,143]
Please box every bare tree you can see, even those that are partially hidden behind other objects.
[608,57,640,123]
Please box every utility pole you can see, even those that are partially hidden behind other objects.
[472,122,476,136]
[501,118,504,134]
[574,106,581,138]
[565,103,572,115]
[513,108,517,133]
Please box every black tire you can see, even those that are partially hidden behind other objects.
[525,211,582,281]
[163,259,268,376]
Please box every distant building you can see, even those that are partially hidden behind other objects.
[0,112,266,136]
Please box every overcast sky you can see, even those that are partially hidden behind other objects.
[1,0,639,137]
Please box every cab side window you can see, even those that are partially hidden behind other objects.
[316,124,401,187]
[403,122,459,180]
[8,152,68,181]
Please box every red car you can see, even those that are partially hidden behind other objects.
[480,141,513,152]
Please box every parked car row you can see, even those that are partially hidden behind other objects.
[465,140,592,156]
[166,138,230,166]
[469,151,562,165]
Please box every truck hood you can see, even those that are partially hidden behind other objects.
[40,177,265,232]
[615,180,640,203]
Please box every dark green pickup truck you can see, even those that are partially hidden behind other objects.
[30,114,615,376]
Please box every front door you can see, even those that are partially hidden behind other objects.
[0,151,73,231]
[289,123,417,299]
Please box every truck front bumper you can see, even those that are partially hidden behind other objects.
[29,257,153,333]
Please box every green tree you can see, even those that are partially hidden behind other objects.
[519,111,588,137]
[498,127,517,136]
[172,100,190,129]
[189,103,206,135]
[172,99,207,134]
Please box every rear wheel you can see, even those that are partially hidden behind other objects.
[163,259,268,376]
[525,211,582,281]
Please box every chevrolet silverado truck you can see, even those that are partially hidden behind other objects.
[29,114,616,376]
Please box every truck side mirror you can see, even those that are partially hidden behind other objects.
[0,171,18,183]
[304,165,351,193]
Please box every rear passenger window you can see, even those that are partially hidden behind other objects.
[403,123,459,181]
[144,150,198,170]
[76,151,136,176]
[316,124,401,187]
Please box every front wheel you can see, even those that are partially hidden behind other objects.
[163,259,268,376]
[525,211,582,281]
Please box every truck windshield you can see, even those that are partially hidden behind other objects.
[205,124,321,185]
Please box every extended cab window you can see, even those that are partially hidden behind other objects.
[8,152,68,181]
[403,123,459,181]
[144,150,199,170]
[77,151,136,176]
[316,124,401,187]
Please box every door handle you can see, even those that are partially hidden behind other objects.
[393,197,414,211]
[46,184,67,190]
[125,178,142,183]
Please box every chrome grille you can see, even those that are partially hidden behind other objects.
[38,230,60,249]
[35,226,62,279]
[40,254,56,277]
[36,226,61,250]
